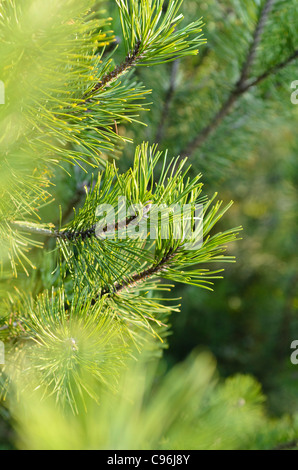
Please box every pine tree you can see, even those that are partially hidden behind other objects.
[0,0,297,450]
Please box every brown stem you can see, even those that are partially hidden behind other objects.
[181,49,297,158]
[100,248,176,297]
[11,202,152,242]
[83,40,142,102]
[10,222,58,238]
[244,50,298,90]
[237,0,276,87]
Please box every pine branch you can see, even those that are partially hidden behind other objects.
[180,1,297,158]
[10,222,58,238]
[10,220,98,242]
[83,40,142,102]
[244,49,298,90]
[101,248,177,296]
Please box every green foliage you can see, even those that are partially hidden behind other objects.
[0,0,297,451]
[116,0,205,64]
[0,0,206,275]
[57,143,240,291]
[0,143,240,411]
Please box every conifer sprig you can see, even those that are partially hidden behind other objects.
[83,40,142,100]
[50,143,241,297]
[116,0,206,65]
